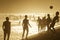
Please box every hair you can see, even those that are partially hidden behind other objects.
[25,15,27,18]
[6,17,9,20]
[56,11,59,15]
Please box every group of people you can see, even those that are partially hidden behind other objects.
[37,11,59,32]
[2,11,59,40]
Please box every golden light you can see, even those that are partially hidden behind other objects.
[11,18,48,38]
[9,12,60,39]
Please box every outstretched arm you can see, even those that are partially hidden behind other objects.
[28,21,32,27]
[28,23,32,27]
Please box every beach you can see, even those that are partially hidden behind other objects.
[0,19,60,40]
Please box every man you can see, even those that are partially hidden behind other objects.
[22,15,31,39]
[2,17,11,40]
[37,17,41,32]
[46,14,52,31]
[50,11,59,31]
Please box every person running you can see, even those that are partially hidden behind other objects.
[22,15,31,39]
[46,14,52,31]
[2,17,11,40]
[50,11,59,31]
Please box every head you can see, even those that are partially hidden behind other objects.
[25,15,28,19]
[56,11,59,16]
[6,17,9,21]
[47,14,50,17]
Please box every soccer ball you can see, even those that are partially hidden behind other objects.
[50,6,53,9]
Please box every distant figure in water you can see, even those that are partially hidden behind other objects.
[22,15,31,39]
[2,17,11,40]
[50,11,59,31]
[46,14,52,31]
[37,17,41,32]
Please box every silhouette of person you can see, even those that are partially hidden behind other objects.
[2,17,11,40]
[41,16,46,29]
[22,15,31,39]
[50,11,59,31]
[46,14,52,31]
[37,17,41,32]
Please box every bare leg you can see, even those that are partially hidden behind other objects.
[26,28,28,39]
[22,29,25,39]
[7,33,10,40]
[4,32,6,40]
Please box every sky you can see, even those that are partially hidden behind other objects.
[0,0,60,15]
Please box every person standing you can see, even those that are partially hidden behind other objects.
[22,15,31,39]
[37,17,41,32]
[46,14,52,31]
[2,17,11,40]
